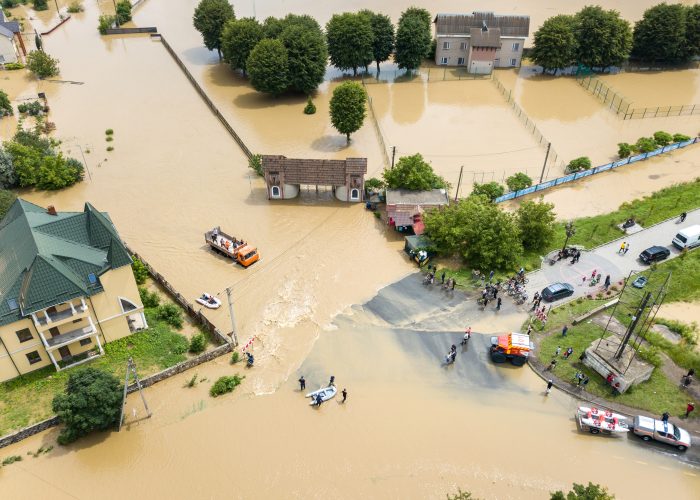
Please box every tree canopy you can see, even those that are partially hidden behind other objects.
[471,182,504,201]
[395,8,431,70]
[26,50,59,79]
[530,15,577,74]
[192,0,235,58]
[0,189,16,220]
[279,24,328,94]
[52,368,123,445]
[551,482,615,500]
[423,195,523,271]
[221,17,263,74]
[632,3,691,64]
[359,10,395,73]
[517,199,556,251]
[506,172,533,192]
[383,153,448,191]
[329,81,367,142]
[574,6,632,69]
[0,89,12,117]
[246,39,289,96]
[686,5,700,57]
[115,0,132,25]
[326,13,374,75]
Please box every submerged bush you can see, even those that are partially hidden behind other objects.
[138,286,160,308]
[98,15,115,34]
[210,375,244,397]
[188,333,207,354]
[567,156,591,173]
[303,98,316,115]
[155,303,183,329]
[617,142,634,158]
[131,257,149,285]
[67,1,83,13]
[673,133,691,143]
[653,131,673,147]
[248,153,263,176]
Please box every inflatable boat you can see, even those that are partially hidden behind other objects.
[196,293,221,309]
[306,386,337,405]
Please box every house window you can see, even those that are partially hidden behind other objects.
[510,58,517,66]
[512,42,520,51]
[459,42,467,50]
[16,328,33,343]
[440,57,448,65]
[79,338,92,346]
[442,42,450,50]
[119,297,138,312]
[457,57,465,65]
[6,298,18,311]
[271,186,281,198]
[26,351,41,365]
[350,189,360,200]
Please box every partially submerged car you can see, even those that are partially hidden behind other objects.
[632,415,691,451]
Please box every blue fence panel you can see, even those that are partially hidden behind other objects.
[573,169,594,180]
[534,181,555,191]
[613,158,630,168]
[628,153,646,163]
[679,139,694,148]
[555,174,576,185]
[494,192,516,203]
[519,185,540,195]
[646,148,662,158]
[594,162,614,173]
[662,143,680,153]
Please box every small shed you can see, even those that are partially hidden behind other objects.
[261,155,367,202]
[386,189,449,234]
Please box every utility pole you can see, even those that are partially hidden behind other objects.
[539,142,551,183]
[562,220,576,252]
[226,286,238,346]
[454,165,464,201]
[391,146,396,168]
[118,357,151,431]
[615,292,652,360]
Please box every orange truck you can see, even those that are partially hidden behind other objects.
[205,227,259,268]
[489,332,533,366]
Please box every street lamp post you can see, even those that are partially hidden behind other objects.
[562,220,576,252]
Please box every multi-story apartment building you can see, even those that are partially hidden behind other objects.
[0,199,146,382]
[434,12,530,74]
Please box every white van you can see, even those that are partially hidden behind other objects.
[672,224,700,250]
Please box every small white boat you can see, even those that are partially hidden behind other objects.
[306,386,337,405]
[576,406,629,434]
[196,293,221,309]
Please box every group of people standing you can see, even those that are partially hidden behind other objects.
[298,375,348,407]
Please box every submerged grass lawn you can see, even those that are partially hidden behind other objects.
[0,310,189,436]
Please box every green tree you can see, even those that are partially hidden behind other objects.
[517,199,556,250]
[575,6,632,69]
[635,137,657,153]
[280,24,327,94]
[0,148,16,188]
[36,154,84,190]
[221,18,263,75]
[365,177,385,190]
[383,153,448,191]
[26,50,59,79]
[550,482,615,500]
[329,81,367,142]
[632,3,690,64]
[189,333,207,354]
[4,141,42,187]
[506,172,533,192]
[0,89,12,116]
[246,38,289,96]
[0,189,16,220]
[401,7,432,29]
[359,10,395,73]
[131,257,149,284]
[471,182,505,201]
[686,5,700,57]
[32,0,47,11]
[52,368,123,445]
[115,0,132,25]
[530,15,577,74]
[567,156,591,172]
[192,0,235,59]
[617,142,634,158]
[326,13,374,76]
[262,16,285,39]
[423,195,523,270]
[395,10,431,70]
[653,130,673,146]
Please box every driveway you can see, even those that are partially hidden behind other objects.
[525,209,700,302]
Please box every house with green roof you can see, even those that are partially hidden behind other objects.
[0,199,146,381]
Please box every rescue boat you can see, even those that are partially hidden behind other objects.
[196,293,221,309]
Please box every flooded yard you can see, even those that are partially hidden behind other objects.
[598,69,700,108]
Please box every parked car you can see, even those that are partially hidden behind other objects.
[541,282,574,302]
[632,416,691,451]
[639,246,670,264]
[631,275,648,289]
[672,224,700,250]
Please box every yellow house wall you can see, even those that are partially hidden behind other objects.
[0,318,51,382]
[90,265,144,342]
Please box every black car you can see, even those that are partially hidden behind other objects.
[639,246,670,264]
[541,282,574,302]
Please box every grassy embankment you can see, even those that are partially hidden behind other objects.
[0,299,193,436]
[532,249,700,416]
[441,178,700,286]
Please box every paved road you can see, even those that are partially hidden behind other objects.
[525,209,700,302]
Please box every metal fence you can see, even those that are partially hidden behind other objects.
[490,74,566,174]
[361,67,492,84]
[494,137,699,203]
[363,86,391,169]
[576,74,700,120]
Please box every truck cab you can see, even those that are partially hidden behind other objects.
[632,415,691,451]
[236,245,259,267]
[489,332,532,366]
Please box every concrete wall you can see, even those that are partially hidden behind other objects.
[0,35,17,64]
[434,35,525,69]
[91,265,144,343]
[0,318,50,381]
[494,37,526,68]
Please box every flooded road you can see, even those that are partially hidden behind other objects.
[2,275,699,499]
[1,1,700,497]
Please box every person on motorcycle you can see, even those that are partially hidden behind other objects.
[461,327,472,344]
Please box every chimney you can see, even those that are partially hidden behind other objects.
[47,205,57,216]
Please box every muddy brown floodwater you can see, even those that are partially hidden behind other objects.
[1,0,700,497]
